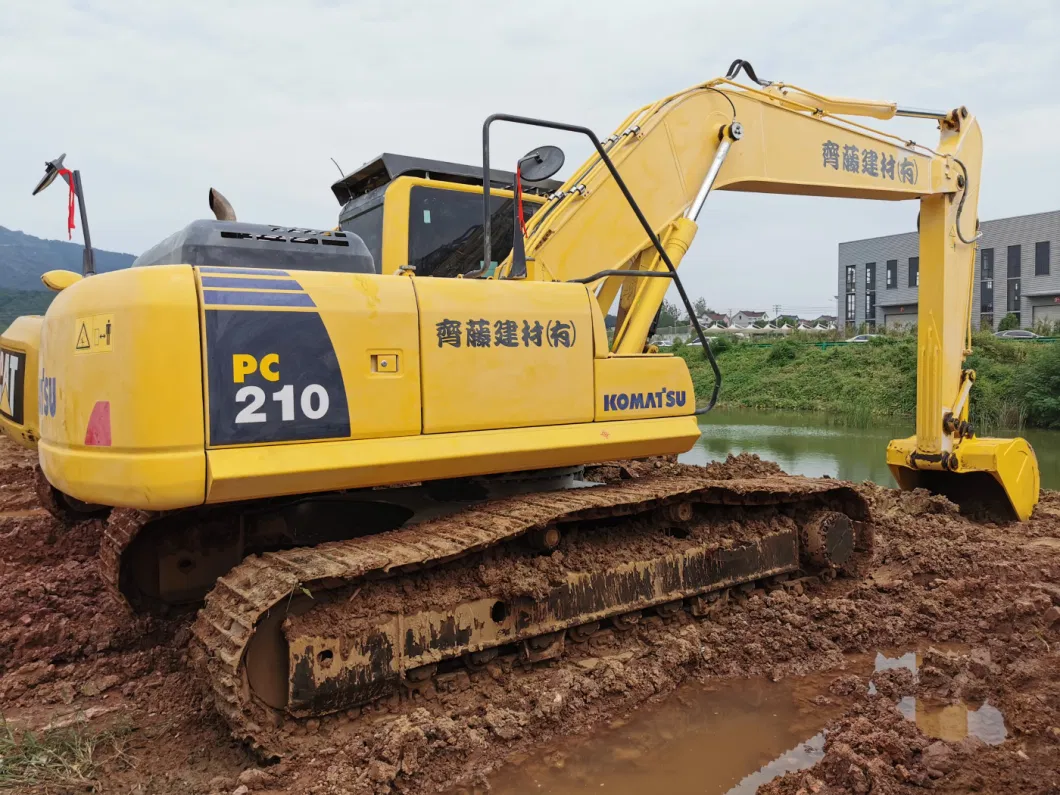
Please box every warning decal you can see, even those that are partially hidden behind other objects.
[0,348,26,424]
[204,310,350,446]
[74,314,113,354]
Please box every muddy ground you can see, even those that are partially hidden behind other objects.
[0,438,1057,794]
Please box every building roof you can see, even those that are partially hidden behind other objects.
[838,207,1060,247]
[736,310,766,317]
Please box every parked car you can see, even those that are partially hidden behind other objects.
[845,334,881,343]
[993,329,1040,339]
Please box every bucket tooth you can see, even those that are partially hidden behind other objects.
[887,435,1040,521]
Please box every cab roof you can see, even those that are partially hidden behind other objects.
[330,153,563,205]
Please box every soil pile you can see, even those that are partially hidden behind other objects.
[0,443,1057,794]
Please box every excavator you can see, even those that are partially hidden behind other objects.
[8,61,1042,756]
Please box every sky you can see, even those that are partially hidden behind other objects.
[2,0,1058,319]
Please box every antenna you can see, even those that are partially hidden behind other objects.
[32,154,95,276]
[329,157,345,179]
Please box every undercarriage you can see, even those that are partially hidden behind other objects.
[96,464,872,758]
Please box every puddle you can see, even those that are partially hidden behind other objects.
[874,650,1008,746]
[481,647,1007,795]
[484,669,853,795]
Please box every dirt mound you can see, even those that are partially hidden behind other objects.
[586,452,784,483]
[1,437,1058,794]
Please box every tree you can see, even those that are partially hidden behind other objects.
[658,299,682,327]
[998,312,1021,331]
[693,297,711,318]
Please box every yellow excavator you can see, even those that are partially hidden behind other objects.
[7,60,1041,755]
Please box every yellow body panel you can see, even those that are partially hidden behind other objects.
[594,355,694,421]
[206,416,700,504]
[413,278,595,434]
[0,315,43,449]
[36,264,700,510]
[37,266,207,508]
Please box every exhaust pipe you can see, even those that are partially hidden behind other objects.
[209,188,237,221]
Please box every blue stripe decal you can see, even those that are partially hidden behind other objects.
[199,266,290,276]
[203,291,316,307]
[201,276,303,290]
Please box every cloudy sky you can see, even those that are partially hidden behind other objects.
[2,1,1057,317]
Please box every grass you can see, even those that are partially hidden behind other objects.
[0,714,134,791]
[675,331,1060,431]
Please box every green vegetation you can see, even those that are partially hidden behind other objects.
[676,332,1060,431]
[0,289,54,330]
[997,312,1021,331]
[0,714,133,789]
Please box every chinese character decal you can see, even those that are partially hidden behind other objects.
[898,157,918,184]
[493,319,519,348]
[547,320,575,348]
[436,319,461,348]
[860,149,879,177]
[435,318,577,350]
[879,153,896,180]
[819,142,917,186]
[466,319,491,348]
[842,145,860,174]
[822,141,839,169]
[522,320,544,347]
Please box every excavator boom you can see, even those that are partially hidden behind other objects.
[488,65,1038,520]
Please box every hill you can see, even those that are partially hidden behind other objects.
[0,288,56,329]
[0,225,134,292]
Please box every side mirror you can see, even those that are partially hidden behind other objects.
[519,145,565,183]
[41,269,83,292]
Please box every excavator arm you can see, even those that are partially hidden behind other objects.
[491,63,1039,520]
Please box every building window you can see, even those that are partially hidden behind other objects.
[1007,245,1021,317]
[845,293,856,322]
[886,259,897,288]
[864,263,876,324]
[908,257,919,287]
[1036,241,1050,276]
[981,279,993,313]
[845,265,856,291]
[981,248,993,280]
[1007,244,1021,278]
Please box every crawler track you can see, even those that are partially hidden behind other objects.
[180,472,871,757]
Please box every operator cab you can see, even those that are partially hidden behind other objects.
[331,153,561,277]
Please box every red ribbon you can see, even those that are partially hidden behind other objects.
[515,166,526,235]
[56,168,76,239]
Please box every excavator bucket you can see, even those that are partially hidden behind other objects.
[886,435,1040,521]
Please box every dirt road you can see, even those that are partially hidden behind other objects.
[0,439,1056,794]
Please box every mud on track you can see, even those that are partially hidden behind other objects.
[0,439,1057,794]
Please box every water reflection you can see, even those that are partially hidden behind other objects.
[875,651,1007,745]
[681,408,1060,490]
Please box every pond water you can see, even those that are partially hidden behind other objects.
[485,647,1005,794]
[680,408,1060,491]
